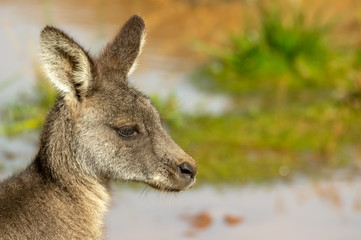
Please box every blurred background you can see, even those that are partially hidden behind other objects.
[1,0,361,239]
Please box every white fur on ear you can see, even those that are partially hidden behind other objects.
[43,65,73,95]
[127,31,146,77]
[40,26,92,100]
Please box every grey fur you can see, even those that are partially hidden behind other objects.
[0,15,197,239]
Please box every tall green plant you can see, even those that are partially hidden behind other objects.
[193,5,351,104]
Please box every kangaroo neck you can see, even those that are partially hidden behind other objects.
[32,99,110,239]
[36,99,110,216]
[37,100,83,182]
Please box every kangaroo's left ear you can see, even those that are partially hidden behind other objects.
[98,15,146,77]
[40,26,93,102]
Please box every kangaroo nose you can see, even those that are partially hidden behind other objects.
[177,162,195,180]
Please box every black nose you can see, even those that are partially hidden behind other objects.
[177,162,195,180]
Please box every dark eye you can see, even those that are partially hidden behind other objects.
[117,126,138,138]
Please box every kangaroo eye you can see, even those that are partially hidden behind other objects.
[117,126,138,138]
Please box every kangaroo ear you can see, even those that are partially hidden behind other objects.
[99,15,145,77]
[40,26,93,101]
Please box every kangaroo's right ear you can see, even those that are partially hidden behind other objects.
[40,26,93,102]
[98,15,145,78]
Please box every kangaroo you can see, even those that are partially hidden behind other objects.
[0,15,197,239]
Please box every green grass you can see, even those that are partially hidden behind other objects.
[174,3,361,183]
[167,103,359,183]
[192,5,354,106]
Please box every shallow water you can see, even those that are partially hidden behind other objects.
[107,179,361,240]
[0,135,37,178]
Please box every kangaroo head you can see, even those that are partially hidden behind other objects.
[40,15,197,191]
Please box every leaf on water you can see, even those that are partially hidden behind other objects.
[224,214,244,226]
